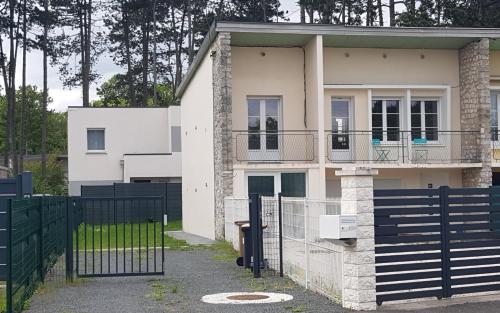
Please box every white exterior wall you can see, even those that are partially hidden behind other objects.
[181,52,216,240]
[67,107,181,195]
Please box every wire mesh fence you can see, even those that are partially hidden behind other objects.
[224,195,343,300]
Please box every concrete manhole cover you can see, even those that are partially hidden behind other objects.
[201,292,293,304]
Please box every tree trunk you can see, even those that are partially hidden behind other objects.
[82,0,92,107]
[389,0,396,26]
[122,0,136,106]
[41,0,49,178]
[377,0,384,26]
[300,1,306,23]
[141,2,150,106]
[261,0,267,22]
[366,0,372,26]
[7,0,17,173]
[19,0,27,173]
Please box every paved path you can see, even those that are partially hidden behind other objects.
[25,248,500,313]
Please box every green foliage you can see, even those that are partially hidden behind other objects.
[0,86,67,156]
[24,156,67,195]
[92,74,175,107]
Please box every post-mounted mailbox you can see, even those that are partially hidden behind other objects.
[319,215,357,240]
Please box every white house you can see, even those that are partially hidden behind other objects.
[67,106,182,196]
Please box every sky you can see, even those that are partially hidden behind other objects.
[2,0,300,112]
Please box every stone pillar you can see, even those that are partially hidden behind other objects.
[336,167,378,311]
[212,32,233,240]
[460,38,492,187]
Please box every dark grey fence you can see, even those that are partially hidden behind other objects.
[81,182,182,221]
[0,172,33,281]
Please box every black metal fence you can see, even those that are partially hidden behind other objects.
[81,182,182,221]
[74,196,165,277]
[374,186,500,304]
[6,197,67,313]
[327,130,481,164]
[233,131,317,162]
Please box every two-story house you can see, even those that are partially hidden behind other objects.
[178,22,500,240]
[67,106,182,196]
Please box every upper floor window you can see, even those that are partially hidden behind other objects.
[372,99,400,142]
[87,128,105,151]
[247,98,280,151]
[411,99,439,141]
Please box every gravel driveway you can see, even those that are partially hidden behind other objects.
[24,247,500,313]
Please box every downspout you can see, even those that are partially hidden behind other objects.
[302,47,307,129]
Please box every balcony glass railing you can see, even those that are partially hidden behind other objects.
[326,130,481,164]
[233,130,317,163]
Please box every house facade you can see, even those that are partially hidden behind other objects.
[67,106,182,196]
[178,22,500,240]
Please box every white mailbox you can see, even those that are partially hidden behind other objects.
[319,215,357,239]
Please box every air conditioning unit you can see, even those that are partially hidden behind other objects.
[319,215,357,239]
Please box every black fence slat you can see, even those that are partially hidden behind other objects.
[376,279,442,293]
[374,197,440,207]
[376,270,442,283]
[375,252,441,264]
[374,188,440,197]
[376,290,442,303]
[375,243,442,254]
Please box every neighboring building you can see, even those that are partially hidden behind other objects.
[178,22,500,240]
[67,106,181,196]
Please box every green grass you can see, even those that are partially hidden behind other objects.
[207,241,240,262]
[74,220,189,250]
[0,287,5,313]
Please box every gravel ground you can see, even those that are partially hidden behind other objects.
[24,248,500,313]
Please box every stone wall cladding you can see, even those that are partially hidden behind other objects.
[337,168,378,311]
[212,32,233,240]
[459,38,492,187]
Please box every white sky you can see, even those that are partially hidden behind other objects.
[1,0,300,112]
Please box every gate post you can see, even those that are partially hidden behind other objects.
[336,167,378,311]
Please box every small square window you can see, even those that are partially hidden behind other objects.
[87,129,105,151]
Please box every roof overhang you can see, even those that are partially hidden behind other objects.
[176,21,500,98]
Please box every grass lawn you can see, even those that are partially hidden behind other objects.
[74,220,187,250]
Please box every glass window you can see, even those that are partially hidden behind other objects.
[247,98,280,151]
[410,100,439,141]
[371,99,400,142]
[87,129,105,150]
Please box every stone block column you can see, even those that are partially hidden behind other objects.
[460,38,492,187]
[336,167,378,311]
[212,32,233,240]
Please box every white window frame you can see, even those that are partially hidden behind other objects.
[371,98,402,144]
[410,97,441,143]
[86,128,106,152]
[246,97,282,158]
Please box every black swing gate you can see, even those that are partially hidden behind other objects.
[70,196,165,277]
[374,186,500,304]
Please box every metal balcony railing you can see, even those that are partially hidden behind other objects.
[233,130,317,162]
[326,130,481,164]
[492,128,500,161]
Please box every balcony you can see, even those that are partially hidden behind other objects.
[326,130,481,165]
[233,130,317,163]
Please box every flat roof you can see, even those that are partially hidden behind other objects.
[176,21,500,98]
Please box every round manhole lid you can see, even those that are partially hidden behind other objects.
[201,292,293,304]
[227,294,270,301]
